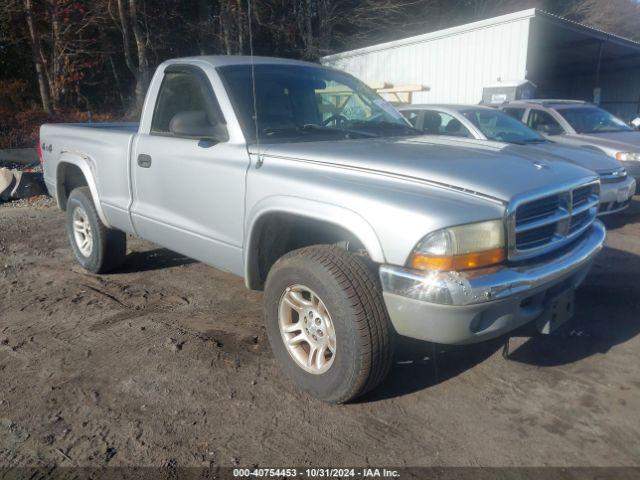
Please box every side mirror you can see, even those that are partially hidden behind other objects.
[169,110,227,142]
[631,117,640,131]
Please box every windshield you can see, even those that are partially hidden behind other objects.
[460,108,545,144]
[217,64,417,143]
[557,106,632,134]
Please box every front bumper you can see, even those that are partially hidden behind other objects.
[379,221,606,345]
[621,161,640,181]
[598,176,636,215]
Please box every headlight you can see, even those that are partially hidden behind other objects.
[599,168,627,181]
[408,219,505,272]
[615,152,640,161]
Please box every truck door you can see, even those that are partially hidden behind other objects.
[130,64,248,275]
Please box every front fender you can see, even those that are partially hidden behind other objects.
[244,195,385,283]
[56,152,111,227]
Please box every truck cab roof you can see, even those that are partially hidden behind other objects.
[165,55,320,69]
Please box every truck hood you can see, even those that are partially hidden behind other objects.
[502,141,623,173]
[255,136,596,202]
[568,131,640,153]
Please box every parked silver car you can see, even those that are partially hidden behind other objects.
[399,104,636,215]
[498,100,640,180]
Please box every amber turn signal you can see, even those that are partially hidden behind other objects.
[410,247,505,272]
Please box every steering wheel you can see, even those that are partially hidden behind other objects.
[322,114,349,127]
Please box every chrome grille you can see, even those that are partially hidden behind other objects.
[508,180,600,261]
[572,184,593,208]
[569,209,591,234]
[516,223,556,249]
[515,194,560,226]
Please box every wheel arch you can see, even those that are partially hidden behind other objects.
[244,197,385,290]
[56,154,110,226]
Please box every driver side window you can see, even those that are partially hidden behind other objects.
[151,70,226,139]
[527,110,563,135]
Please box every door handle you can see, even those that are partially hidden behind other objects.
[137,154,152,168]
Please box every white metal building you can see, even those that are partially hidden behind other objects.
[321,9,640,120]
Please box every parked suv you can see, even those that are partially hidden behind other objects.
[399,104,636,215]
[499,100,640,184]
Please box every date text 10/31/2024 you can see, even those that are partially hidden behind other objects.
[232,468,401,478]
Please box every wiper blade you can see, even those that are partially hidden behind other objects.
[263,126,312,137]
[496,136,545,145]
[358,120,422,134]
[263,124,377,138]
[371,121,424,134]
[301,124,378,138]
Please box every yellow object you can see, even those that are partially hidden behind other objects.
[410,247,505,271]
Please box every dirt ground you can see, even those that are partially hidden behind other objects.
[1,195,639,469]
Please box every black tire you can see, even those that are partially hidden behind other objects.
[65,187,126,274]
[264,245,393,403]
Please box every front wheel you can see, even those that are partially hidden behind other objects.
[66,187,126,274]
[264,246,393,403]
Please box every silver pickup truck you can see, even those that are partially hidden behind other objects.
[40,56,606,403]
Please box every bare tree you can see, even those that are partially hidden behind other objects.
[294,0,316,58]
[561,0,640,41]
[16,0,107,112]
[128,0,149,93]
[114,0,149,111]
[4,0,640,120]
[216,0,247,55]
[22,0,52,113]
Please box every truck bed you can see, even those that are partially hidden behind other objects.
[40,122,140,234]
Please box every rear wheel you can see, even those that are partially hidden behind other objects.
[264,245,393,403]
[66,187,126,273]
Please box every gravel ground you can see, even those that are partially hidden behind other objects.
[0,195,639,468]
